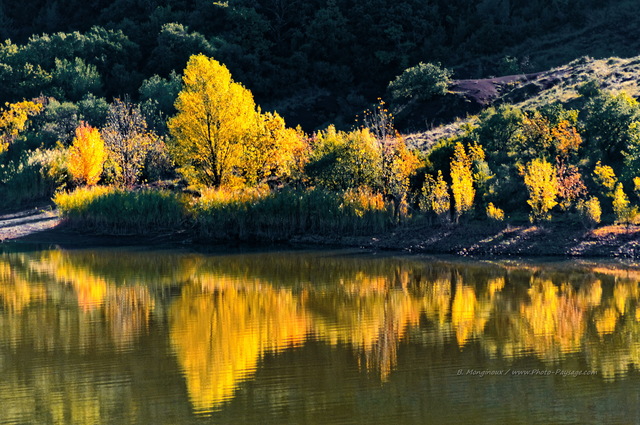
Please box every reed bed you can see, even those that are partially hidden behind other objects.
[54,186,395,239]
[54,186,185,234]
[191,187,394,240]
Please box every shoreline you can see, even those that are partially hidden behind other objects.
[2,207,640,260]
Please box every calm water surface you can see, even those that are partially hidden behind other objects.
[1,246,639,424]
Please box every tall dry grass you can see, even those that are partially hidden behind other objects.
[54,186,185,234]
[191,186,394,240]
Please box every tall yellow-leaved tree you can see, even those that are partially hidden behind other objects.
[242,111,306,185]
[450,142,475,222]
[169,54,258,187]
[68,122,106,186]
[523,158,558,222]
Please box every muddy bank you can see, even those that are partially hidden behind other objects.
[3,208,640,259]
[292,222,640,259]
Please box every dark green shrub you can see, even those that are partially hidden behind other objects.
[387,62,452,102]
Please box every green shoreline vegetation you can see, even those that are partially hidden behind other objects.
[6,52,640,247]
[3,1,640,247]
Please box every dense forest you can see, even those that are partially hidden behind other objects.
[3,0,640,241]
[2,0,639,129]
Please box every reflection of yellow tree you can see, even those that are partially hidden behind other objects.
[594,307,618,336]
[38,251,108,311]
[451,284,478,346]
[105,286,155,350]
[516,278,586,359]
[450,280,495,347]
[613,280,639,315]
[0,260,46,312]
[592,280,639,338]
[169,276,310,413]
[31,251,155,348]
[421,276,451,325]
[15,247,640,403]
[308,278,422,381]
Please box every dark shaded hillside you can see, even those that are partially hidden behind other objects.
[2,0,640,129]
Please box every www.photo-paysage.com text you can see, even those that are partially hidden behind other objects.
[457,369,598,377]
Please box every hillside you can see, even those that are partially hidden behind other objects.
[2,0,640,130]
[405,55,640,151]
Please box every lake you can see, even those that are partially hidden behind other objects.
[0,246,639,424]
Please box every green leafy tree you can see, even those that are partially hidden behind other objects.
[139,71,182,134]
[584,91,640,164]
[306,126,382,191]
[31,99,80,147]
[51,57,102,101]
[147,23,217,77]
[77,94,109,128]
[622,121,640,185]
[474,105,524,155]
[388,62,451,102]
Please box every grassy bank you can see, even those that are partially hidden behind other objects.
[50,186,640,260]
[54,186,395,240]
[54,187,185,234]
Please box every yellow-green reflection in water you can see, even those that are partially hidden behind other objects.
[1,248,640,423]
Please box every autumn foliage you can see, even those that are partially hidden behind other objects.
[523,158,558,222]
[450,142,475,222]
[0,101,42,153]
[68,122,105,186]
[169,54,258,188]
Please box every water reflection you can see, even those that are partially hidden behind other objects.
[0,249,640,422]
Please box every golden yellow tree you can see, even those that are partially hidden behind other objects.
[242,111,306,185]
[382,137,420,220]
[0,100,43,153]
[523,158,558,222]
[68,122,106,186]
[612,182,637,225]
[593,161,617,196]
[169,54,258,187]
[551,120,582,158]
[450,142,475,222]
[420,170,450,222]
[578,197,601,229]
[486,202,504,222]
